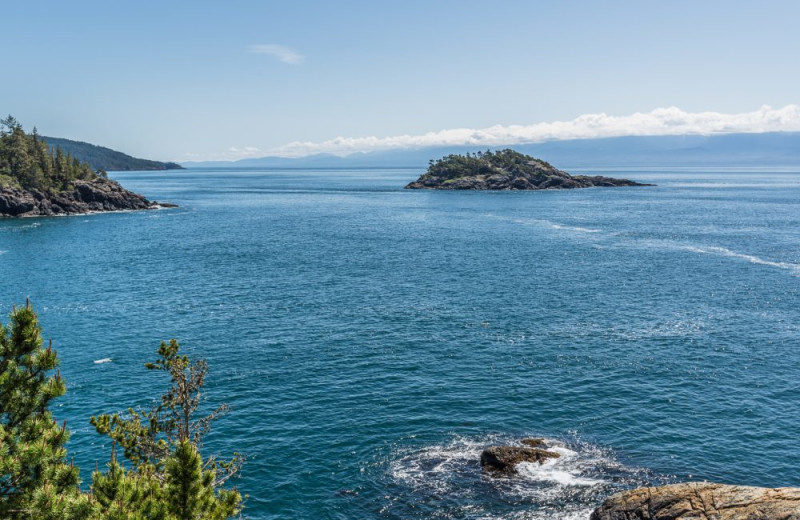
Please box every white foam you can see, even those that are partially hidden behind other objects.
[488,214,602,234]
[515,446,601,486]
[93,358,112,364]
[550,224,601,233]
[680,244,800,273]
[475,509,593,520]
[386,434,648,520]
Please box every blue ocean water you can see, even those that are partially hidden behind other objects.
[1,167,799,519]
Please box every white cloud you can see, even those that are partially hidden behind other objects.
[270,105,800,157]
[226,146,262,158]
[247,44,304,64]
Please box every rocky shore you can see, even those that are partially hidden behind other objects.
[476,440,800,519]
[591,482,800,520]
[0,178,173,217]
[405,149,650,190]
[406,172,647,190]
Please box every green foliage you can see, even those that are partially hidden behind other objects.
[1,302,243,519]
[90,339,243,519]
[90,456,169,520]
[424,148,555,180]
[0,174,22,190]
[0,301,90,519]
[164,441,240,520]
[0,116,103,193]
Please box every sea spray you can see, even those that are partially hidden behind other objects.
[382,434,665,520]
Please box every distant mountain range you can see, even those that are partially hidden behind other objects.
[43,136,184,171]
[182,132,800,170]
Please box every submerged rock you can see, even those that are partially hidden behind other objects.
[480,445,560,473]
[591,482,800,520]
[0,178,170,217]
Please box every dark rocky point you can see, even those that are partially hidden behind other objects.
[405,148,652,190]
[0,178,167,217]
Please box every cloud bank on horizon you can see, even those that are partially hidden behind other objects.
[266,104,800,158]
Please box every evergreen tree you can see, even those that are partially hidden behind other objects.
[0,301,92,519]
[0,301,242,519]
[91,340,243,519]
[90,450,168,520]
[0,116,104,193]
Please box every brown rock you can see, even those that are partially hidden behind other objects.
[590,482,800,520]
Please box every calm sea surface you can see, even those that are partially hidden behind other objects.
[1,167,799,519]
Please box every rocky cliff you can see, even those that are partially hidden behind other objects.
[0,178,171,217]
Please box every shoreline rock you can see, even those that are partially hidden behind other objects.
[406,173,649,190]
[0,178,172,217]
[591,482,800,520]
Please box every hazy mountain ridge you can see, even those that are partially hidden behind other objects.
[43,136,184,172]
[182,132,800,169]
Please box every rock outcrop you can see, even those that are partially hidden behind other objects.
[405,149,651,190]
[591,482,800,520]
[0,178,172,217]
[520,437,547,448]
[480,442,560,474]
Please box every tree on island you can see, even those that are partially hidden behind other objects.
[0,302,243,519]
[0,116,103,194]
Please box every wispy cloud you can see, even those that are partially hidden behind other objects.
[270,105,800,157]
[247,44,304,64]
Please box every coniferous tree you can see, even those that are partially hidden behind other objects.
[1,301,242,519]
[0,301,92,519]
[0,116,104,193]
[90,340,243,519]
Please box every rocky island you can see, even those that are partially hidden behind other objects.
[405,149,650,190]
[0,116,171,217]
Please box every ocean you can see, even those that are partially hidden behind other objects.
[1,166,799,519]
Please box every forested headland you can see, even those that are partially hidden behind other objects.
[0,116,169,216]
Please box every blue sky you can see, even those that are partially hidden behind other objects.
[3,0,800,161]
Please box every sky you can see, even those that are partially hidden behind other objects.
[3,0,800,162]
